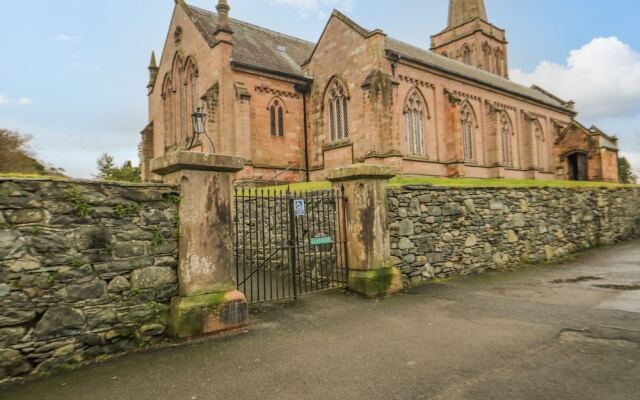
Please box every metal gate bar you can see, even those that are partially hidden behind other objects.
[234,187,348,303]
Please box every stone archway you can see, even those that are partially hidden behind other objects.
[567,152,589,181]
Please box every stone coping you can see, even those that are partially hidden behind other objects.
[389,185,639,192]
[0,177,178,189]
[151,151,245,176]
[326,164,397,182]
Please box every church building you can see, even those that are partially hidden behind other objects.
[140,0,620,183]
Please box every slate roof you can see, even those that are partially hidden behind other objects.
[589,125,619,151]
[384,37,570,111]
[183,3,315,79]
[181,3,573,113]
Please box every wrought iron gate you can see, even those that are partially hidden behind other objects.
[234,187,348,303]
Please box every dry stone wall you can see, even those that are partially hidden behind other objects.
[0,178,180,383]
[388,186,640,285]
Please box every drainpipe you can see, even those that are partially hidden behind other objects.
[295,82,311,182]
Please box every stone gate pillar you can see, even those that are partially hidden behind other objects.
[151,151,249,338]
[326,165,403,298]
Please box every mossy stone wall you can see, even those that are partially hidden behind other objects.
[0,178,180,383]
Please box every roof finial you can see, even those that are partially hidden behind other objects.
[147,51,159,90]
[216,0,232,34]
[149,51,158,69]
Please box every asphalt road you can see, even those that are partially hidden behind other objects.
[4,240,640,400]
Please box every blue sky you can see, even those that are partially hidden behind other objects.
[1,0,639,178]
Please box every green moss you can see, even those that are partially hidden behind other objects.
[114,203,140,219]
[169,292,228,339]
[63,185,92,218]
[172,213,182,241]
[48,271,59,284]
[151,227,165,249]
[99,242,115,256]
[59,362,77,372]
[348,266,400,298]
[164,193,182,205]
[30,226,43,235]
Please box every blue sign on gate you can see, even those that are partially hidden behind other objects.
[294,199,305,216]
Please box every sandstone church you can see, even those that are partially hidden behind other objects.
[140,0,620,183]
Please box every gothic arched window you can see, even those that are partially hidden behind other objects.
[534,121,545,169]
[172,55,185,144]
[494,49,503,76]
[500,113,513,165]
[326,79,349,142]
[269,99,285,137]
[462,45,472,65]
[404,91,426,156]
[184,58,199,139]
[460,104,475,161]
[162,75,176,150]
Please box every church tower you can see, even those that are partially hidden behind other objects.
[431,0,509,78]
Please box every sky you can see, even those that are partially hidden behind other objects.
[1,0,639,178]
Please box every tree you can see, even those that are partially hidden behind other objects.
[0,128,63,175]
[95,153,141,183]
[618,156,637,184]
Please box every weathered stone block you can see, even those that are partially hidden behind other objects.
[107,276,131,293]
[87,309,118,330]
[0,348,32,379]
[131,267,177,289]
[66,278,107,302]
[138,323,165,337]
[75,226,112,250]
[6,257,41,273]
[0,230,26,260]
[398,219,414,236]
[0,327,26,346]
[168,291,249,339]
[347,267,403,298]
[34,306,85,340]
[115,242,147,258]
[5,209,44,224]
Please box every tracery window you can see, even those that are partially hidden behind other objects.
[500,113,513,165]
[326,80,349,142]
[270,99,284,137]
[462,45,472,65]
[184,58,199,139]
[404,91,426,156]
[460,104,475,161]
[534,121,545,169]
[162,76,176,149]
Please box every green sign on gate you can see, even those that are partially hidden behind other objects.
[310,236,333,246]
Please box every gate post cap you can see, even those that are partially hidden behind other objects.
[151,151,245,176]
[326,164,397,182]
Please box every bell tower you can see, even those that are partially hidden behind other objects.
[431,0,509,78]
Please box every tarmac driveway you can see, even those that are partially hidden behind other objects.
[4,240,640,400]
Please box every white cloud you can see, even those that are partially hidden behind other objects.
[510,37,640,177]
[0,94,32,107]
[52,33,81,43]
[270,0,353,18]
[510,37,640,120]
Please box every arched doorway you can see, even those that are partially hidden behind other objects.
[567,152,589,181]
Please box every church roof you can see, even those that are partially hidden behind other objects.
[183,3,315,79]
[181,3,573,113]
[384,37,571,111]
